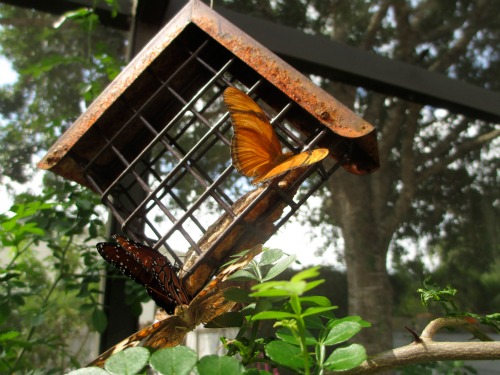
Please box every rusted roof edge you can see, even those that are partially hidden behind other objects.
[37,1,196,171]
[188,1,375,140]
[38,0,377,173]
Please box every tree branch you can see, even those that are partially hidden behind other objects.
[361,0,391,50]
[417,128,500,183]
[378,99,405,165]
[333,317,500,375]
[428,1,489,73]
[415,117,470,166]
[387,103,421,234]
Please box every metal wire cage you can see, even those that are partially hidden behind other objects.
[38,0,378,295]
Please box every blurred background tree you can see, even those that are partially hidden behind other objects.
[219,0,500,354]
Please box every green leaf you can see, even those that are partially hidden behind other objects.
[258,248,284,266]
[331,316,371,328]
[262,255,296,281]
[324,321,362,345]
[265,340,304,370]
[92,308,108,333]
[1,218,17,231]
[0,331,20,342]
[105,347,149,374]
[252,311,296,320]
[304,314,328,330]
[66,367,110,375]
[196,355,243,375]
[298,296,333,307]
[250,288,291,298]
[275,329,299,345]
[302,279,325,292]
[0,270,22,282]
[0,302,11,325]
[276,328,317,346]
[240,299,273,317]
[20,222,44,236]
[254,299,274,313]
[301,306,338,317]
[11,296,25,308]
[290,267,320,282]
[227,269,258,281]
[20,55,82,78]
[324,343,366,371]
[251,280,307,297]
[150,346,197,375]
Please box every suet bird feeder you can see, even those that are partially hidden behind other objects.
[38,0,378,296]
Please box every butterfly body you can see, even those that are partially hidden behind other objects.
[224,87,329,185]
[97,235,189,314]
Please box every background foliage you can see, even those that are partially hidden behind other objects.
[0,3,128,371]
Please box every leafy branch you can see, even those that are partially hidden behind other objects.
[77,248,369,374]
[338,279,500,374]
[0,187,107,372]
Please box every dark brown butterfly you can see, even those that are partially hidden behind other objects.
[88,244,263,368]
[96,234,190,314]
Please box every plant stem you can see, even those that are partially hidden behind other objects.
[5,238,36,269]
[290,294,311,375]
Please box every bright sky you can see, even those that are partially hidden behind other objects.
[0,56,19,213]
[0,56,17,85]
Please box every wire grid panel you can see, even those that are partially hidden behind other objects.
[81,26,349,267]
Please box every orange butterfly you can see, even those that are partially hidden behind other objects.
[87,244,262,368]
[224,87,329,185]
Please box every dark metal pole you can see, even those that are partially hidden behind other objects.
[98,0,185,351]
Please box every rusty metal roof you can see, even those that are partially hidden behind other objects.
[38,0,378,186]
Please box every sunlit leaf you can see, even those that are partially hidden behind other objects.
[150,346,197,375]
[105,347,149,375]
[262,255,296,281]
[324,343,366,371]
[196,355,243,375]
[265,341,304,370]
[324,321,361,345]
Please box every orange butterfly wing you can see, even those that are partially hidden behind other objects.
[224,87,329,185]
[224,87,283,181]
[251,148,330,185]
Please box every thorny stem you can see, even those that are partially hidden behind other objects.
[340,317,500,375]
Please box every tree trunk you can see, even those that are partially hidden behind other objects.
[343,217,393,355]
[327,170,394,354]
